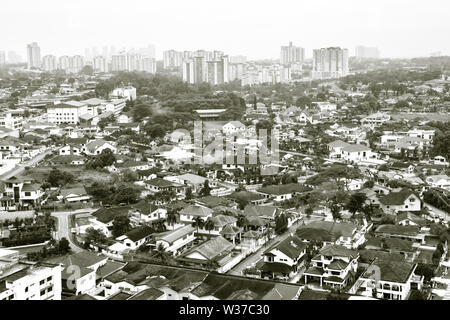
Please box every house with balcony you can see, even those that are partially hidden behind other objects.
[261,236,307,280]
[1,176,44,209]
[154,225,196,256]
[356,259,422,300]
[303,245,359,290]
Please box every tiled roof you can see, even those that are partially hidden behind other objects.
[379,188,418,206]
[125,225,155,242]
[363,260,416,283]
[180,205,213,217]
[186,236,234,261]
[264,236,307,260]
[319,244,359,260]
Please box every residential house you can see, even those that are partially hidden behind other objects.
[296,221,368,249]
[179,205,213,224]
[154,225,196,256]
[115,226,155,250]
[261,236,307,279]
[82,139,117,155]
[356,259,422,300]
[303,245,359,289]
[379,188,422,213]
[178,236,237,273]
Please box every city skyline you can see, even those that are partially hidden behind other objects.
[1,0,449,60]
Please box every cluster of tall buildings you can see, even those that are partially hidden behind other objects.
[25,42,157,74]
[181,50,230,85]
[110,52,157,73]
[41,55,85,73]
[312,47,349,80]
[280,42,305,72]
[171,49,292,85]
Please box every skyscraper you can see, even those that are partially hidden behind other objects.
[138,57,157,74]
[27,42,41,69]
[70,55,84,73]
[207,55,229,85]
[111,53,127,71]
[163,50,184,69]
[93,56,108,73]
[182,58,195,83]
[312,47,349,80]
[355,46,380,59]
[59,56,70,72]
[42,55,57,71]
[280,42,304,66]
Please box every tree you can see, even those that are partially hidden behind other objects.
[328,200,342,221]
[166,209,179,230]
[112,185,140,205]
[112,215,131,238]
[81,65,93,75]
[296,95,312,108]
[185,187,193,200]
[47,168,74,187]
[85,227,108,245]
[199,180,211,197]
[346,193,367,218]
[192,216,205,235]
[236,214,247,228]
[132,103,152,122]
[275,213,288,235]
[204,219,215,235]
[86,148,116,169]
[153,243,170,263]
[58,238,71,254]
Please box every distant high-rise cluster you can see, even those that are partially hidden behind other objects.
[110,51,157,73]
[27,42,41,69]
[312,47,349,80]
[21,42,157,74]
[176,49,291,85]
[280,42,304,72]
[181,50,230,85]
[355,46,380,59]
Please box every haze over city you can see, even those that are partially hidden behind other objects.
[1,0,449,60]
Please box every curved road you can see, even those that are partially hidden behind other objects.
[51,208,97,253]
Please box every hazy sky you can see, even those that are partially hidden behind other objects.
[1,0,449,60]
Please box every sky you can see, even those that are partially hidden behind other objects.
[1,0,449,60]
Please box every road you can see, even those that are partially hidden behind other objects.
[51,208,97,253]
[424,203,450,221]
[228,215,324,276]
[0,149,53,180]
